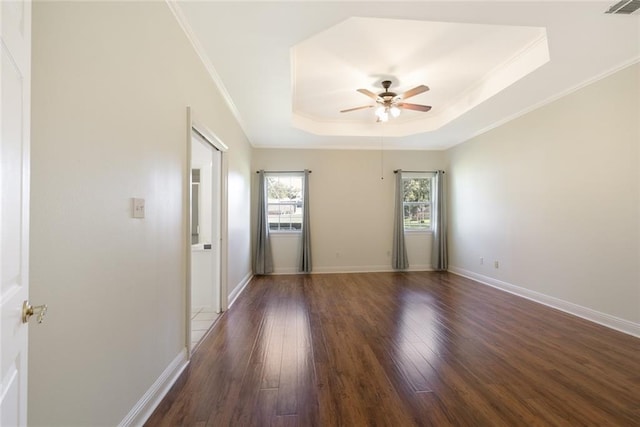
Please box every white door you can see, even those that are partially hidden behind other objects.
[1,1,33,426]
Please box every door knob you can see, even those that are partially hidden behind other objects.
[22,301,47,324]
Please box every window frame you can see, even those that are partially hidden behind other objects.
[401,172,435,233]
[265,172,305,234]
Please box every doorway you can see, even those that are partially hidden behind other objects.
[188,114,228,352]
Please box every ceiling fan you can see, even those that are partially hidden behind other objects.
[340,80,431,122]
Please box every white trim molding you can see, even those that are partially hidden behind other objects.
[271,264,433,275]
[449,266,640,339]
[228,271,253,308]
[165,1,251,144]
[467,56,640,144]
[119,349,189,427]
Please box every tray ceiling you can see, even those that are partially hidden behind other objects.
[174,1,640,150]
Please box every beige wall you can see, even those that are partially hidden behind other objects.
[447,63,640,327]
[29,2,252,426]
[252,149,446,273]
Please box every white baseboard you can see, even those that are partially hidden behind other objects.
[311,265,396,274]
[119,349,189,427]
[119,273,256,427]
[228,271,253,308]
[271,264,433,275]
[449,266,640,338]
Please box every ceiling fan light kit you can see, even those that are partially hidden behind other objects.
[375,105,401,122]
[375,105,389,122]
[341,80,431,122]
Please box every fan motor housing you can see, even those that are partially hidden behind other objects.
[380,80,397,98]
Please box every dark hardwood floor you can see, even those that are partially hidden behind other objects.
[146,272,640,426]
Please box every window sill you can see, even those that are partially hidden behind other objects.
[404,229,433,235]
[270,231,302,238]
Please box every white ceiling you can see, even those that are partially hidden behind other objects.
[291,17,550,137]
[174,1,640,150]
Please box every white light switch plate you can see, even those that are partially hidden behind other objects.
[132,198,145,218]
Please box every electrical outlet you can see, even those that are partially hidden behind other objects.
[132,198,145,219]
[494,261,499,269]
[480,257,484,265]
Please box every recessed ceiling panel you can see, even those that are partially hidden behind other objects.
[291,17,549,137]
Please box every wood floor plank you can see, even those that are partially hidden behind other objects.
[145,272,640,426]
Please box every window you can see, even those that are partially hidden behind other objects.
[403,173,433,231]
[266,174,304,232]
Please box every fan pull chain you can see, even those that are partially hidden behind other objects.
[380,133,384,180]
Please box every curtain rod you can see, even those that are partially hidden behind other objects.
[256,170,312,174]
[393,170,444,174]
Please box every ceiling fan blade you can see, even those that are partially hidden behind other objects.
[398,103,432,112]
[340,105,374,113]
[400,85,429,100]
[357,88,382,101]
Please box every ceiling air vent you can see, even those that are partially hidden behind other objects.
[605,0,640,14]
